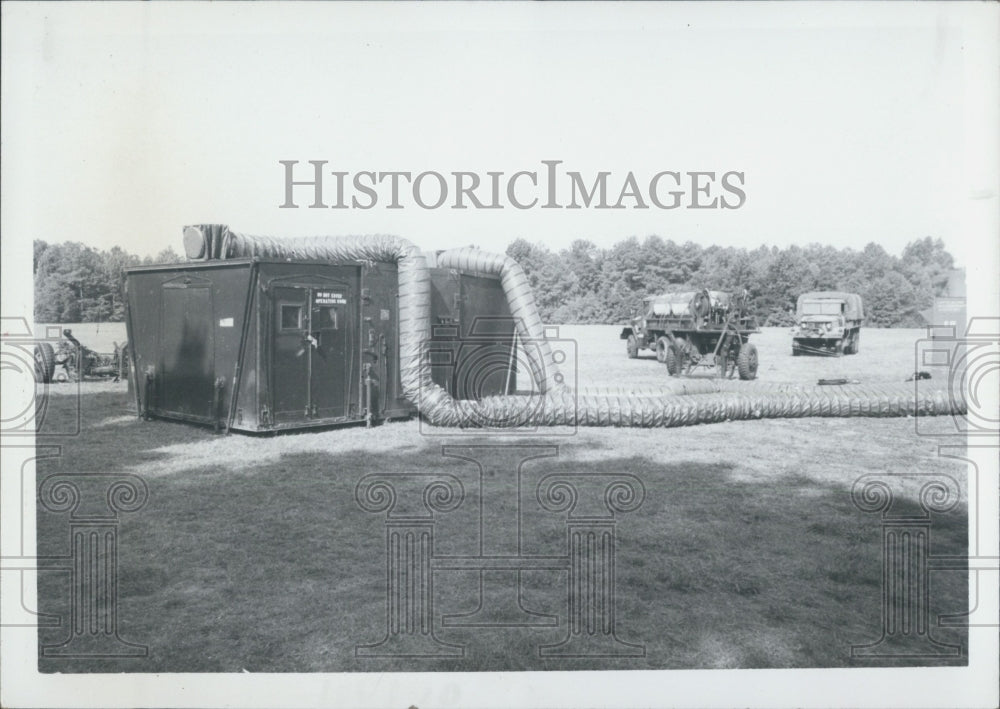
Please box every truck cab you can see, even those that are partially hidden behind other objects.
[791,291,864,356]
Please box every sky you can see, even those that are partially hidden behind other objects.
[2,3,997,272]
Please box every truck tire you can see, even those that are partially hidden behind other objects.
[626,334,639,359]
[846,330,860,355]
[665,343,681,376]
[655,336,670,364]
[667,337,691,376]
[34,342,55,383]
[737,342,758,380]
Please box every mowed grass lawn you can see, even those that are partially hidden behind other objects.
[35,326,968,672]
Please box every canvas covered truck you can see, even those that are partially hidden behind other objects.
[620,289,761,380]
[791,291,864,356]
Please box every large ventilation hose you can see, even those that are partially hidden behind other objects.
[184,226,964,427]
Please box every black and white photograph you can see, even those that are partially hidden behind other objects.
[1,2,997,708]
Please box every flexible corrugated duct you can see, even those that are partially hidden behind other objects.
[186,226,964,427]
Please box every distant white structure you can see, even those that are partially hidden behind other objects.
[920,268,966,336]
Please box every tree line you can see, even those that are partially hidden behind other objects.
[506,236,956,327]
[33,236,955,327]
[33,241,181,323]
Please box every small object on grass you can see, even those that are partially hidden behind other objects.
[818,378,849,386]
[906,370,932,381]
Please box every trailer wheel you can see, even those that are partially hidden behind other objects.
[737,342,758,380]
[626,334,639,359]
[792,343,802,357]
[664,342,681,376]
[716,333,738,378]
[655,337,670,364]
[34,343,56,383]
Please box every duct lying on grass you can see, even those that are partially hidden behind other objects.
[186,226,964,428]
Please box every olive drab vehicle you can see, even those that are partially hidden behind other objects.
[790,291,864,356]
[620,288,761,380]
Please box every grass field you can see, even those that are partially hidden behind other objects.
[34,325,969,672]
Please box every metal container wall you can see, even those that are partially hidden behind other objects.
[125,259,373,432]
[124,257,515,432]
[428,268,518,400]
[126,260,256,427]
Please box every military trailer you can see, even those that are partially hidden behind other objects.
[791,291,864,356]
[619,289,761,379]
[124,249,516,433]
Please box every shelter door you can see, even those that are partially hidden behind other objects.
[272,286,351,423]
[159,282,214,419]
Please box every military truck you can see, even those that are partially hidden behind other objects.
[620,289,761,379]
[791,291,864,356]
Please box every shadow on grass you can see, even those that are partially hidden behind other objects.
[37,436,968,673]
[35,391,219,475]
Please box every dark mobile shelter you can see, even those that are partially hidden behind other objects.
[426,265,522,401]
[124,253,516,433]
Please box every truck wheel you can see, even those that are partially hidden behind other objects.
[34,343,56,383]
[626,334,639,359]
[655,337,670,364]
[847,331,860,355]
[665,343,681,376]
[737,342,758,380]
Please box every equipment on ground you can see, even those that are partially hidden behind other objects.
[619,289,761,380]
[791,291,864,356]
[33,329,128,383]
